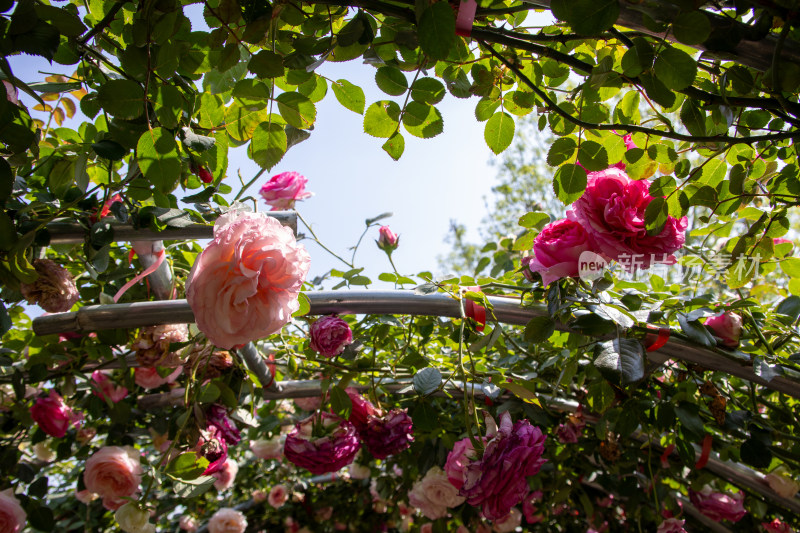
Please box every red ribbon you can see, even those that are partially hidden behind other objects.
[455,0,477,37]
[694,434,712,470]
[660,443,675,468]
[645,327,670,352]
[264,353,276,389]
[113,249,166,303]
[463,285,486,332]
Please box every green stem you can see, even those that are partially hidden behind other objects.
[233,168,267,203]
[296,212,353,268]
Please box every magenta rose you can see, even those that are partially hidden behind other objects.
[186,209,310,350]
[689,486,746,522]
[453,412,547,520]
[444,437,481,490]
[91,371,128,403]
[212,458,238,491]
[19,259,80,313]
[283,412,361,474]
[83,446,142,510]
[569,167,688,269]
[377,226,399,253]
[206,404,241,445]
[704,312,743,348]
[762,519,792,533]
[345,388,380,433]
[310,315,353,358]
[30,390,81,438]
[0,489,25,533]
[259,171,312,210]
[362,409,414,459]
[526,218,594,286]
[196,427,228,475]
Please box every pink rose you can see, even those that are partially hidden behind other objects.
[20,259,80,312]
[284,412,361,474]
[522,490,543,524]
[250,437,283,460]
[212,458,238,491]
[252,489,267,503]
[450,412,547,521]
[408,479,448,520]
[208,508,247,533]
[345,388,380,433]
[179,515,198,532]
[765,472,799,498]
[377,226,399,253]
[268,484,289,508]
[418,466,465,509]
[294,395,323,412]
[134,366,182,389]
[259,171,312,210]
[75,489,97,504]
[520,256,535,282]
[704,312,743,348]
[556,409,585,444]
[569,167,688,269]
[83,446,142,510]
[186,209,310,349]
[30,390,81,438]
[657,518,686,533]
[91,371,128,403]
[492,508,522,533]
[0,489,25,533]
[309,316,353,358]
[762,518,793,533]
[362,408,414,459]
[526,218,594,286]
[689,486,746,522]
[444,437,480,490]
[420,524,433,533]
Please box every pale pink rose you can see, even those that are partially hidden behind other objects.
[77,426,97,445]
[492,508,522,533]
[269,484,289,508]
[208,507,247,533]
[445,437,480,490]
[0,489,25,533]
[309,316,353,358]
[526,218,594,286]
[408,474,448,520]
[252,489,267,503]
[765,472,799,498]
[259,171,312,210]
[294,395,323,412]
[186,209,310,349]
[657,518,686,533]
[30,390,82,438]
[250,437,283,460]
[569,167,687,269]
[76,489,97,504]
[704,312,743,348]
[83,446,142,511]
[420,524,433,533]
[19,259,79,312]
[33,441,55,462]
[212,458,238,491]
[179,515,198,532]
[349,462,371,480]
[377,226,399,253]
[91,371,128,403]
[134,366,182,389]
[418,466,465,508]
[761,518,793,533]
[689,486,746,522]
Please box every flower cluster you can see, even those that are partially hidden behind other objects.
[283,412,361,474]
[525,167,687,285]
[445,412,547,521]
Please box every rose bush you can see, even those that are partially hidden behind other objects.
[186,209,310,349]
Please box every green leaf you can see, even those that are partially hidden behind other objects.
[550,0,619,35]
[249,122,287,170]
[654,46,697,91]
[364,100,400,138]
[411,78,446,105]
[166,452,209,481]
[675,402,704,440]
[644,196,668,236]
[484,111,515,155]
[225,103,267,141]
[382,132,405,160]
[181,187,217,204]
[418,2,456,60]
[475,97,501,122]
[330,386,353,419]
[638,72,677,109]
[48,159,74,198]
[547,137,577,166]
[577,140,608,171]
[413,366,441,395]
[293,292,310,317]
[91,140,128,161]
[35,4,86,36]
[248,50,284,78]
[331,79,365,114]
[411,401,439,432]
[740,437,772,468]
[375,66,408,96]
[677,314,716,347]
[518,211,549,229]
[197,93,224,129]
[137,127,181,193]
[672,11,711,45]
[96,80,144,120]
[276,92,316,129]
[679,99,706,137]
[402,102,443,139]
[232,78,271,107]
[621,37,654,77]
[153,84,184,129]
[524,316,555,342]
[0,302,11,336]
[173,476,216,498]
[27,504,54,532]
[553,164,587,205]
[593,338,645,385]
